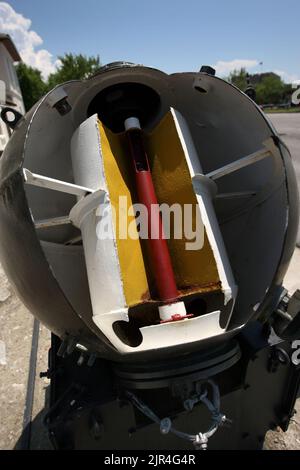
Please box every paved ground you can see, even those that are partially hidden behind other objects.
[263,113,300,450]
[268,113,300,246]
[0,113,299,450]
[0,265,51,450]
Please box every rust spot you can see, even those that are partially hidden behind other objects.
[140,289,151,302]
[178,281,222,297]
[127,281,223,328]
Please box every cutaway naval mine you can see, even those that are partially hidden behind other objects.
[0,62,299,450]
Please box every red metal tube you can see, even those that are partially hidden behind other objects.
[126,126,178,303]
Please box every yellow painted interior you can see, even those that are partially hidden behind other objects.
[146,112,220,288]
[99,124,150,307]
[99,110,220,308]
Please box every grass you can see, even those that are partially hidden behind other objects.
[264,107,300,114]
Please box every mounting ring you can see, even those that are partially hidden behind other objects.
[1,107,23,130]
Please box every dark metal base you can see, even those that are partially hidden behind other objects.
[113,340,241,389]
[43,322,300,450]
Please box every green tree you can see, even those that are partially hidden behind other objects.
[16,63,46,111]
[227,68,248,91]
[47,53,101,90]
[255,75,285,105]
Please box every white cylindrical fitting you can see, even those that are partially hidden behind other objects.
[158,301,187,322]
[124,116,141,131]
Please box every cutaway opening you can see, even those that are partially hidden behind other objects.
[87,82,161,133]
[24,98,233,350]
[113,290,223,347]
[99,111,221,309]
[94,105,230,347]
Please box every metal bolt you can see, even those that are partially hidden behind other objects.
[160,418,172,434]
[77,354,85,366]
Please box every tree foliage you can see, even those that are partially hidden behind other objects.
[228,68,248,91]
[227,68,291,105]
[255,76,288,105]
[16,63,46,111]
[16,53,101,111]
[47,53,101,90]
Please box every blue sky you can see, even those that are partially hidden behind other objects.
[0,0,299,83]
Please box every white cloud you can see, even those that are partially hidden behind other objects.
[212,59,300,85]
[274,69,300,85]
[213,59,259,76]
[0,2,58,79]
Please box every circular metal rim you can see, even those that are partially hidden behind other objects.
[113,341,241,389]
